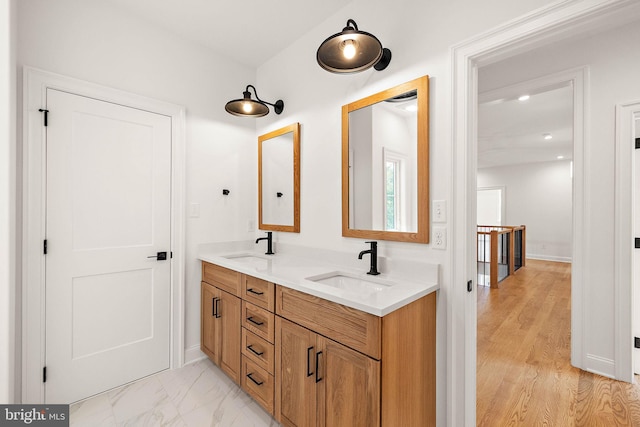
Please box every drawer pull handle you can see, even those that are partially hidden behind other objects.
[246,373,264,386]
[247,345,264,356]
[306,346,314,377]
[247,288,264,296]
[247,316,264,326]
[315,351,323,383]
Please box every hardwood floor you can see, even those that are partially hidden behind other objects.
[477,259,640,426]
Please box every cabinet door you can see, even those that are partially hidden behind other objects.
[276,317,317,427]
[316,336,381,427]
[201,282,220,363]
[218,289,241,383]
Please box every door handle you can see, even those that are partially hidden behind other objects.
[147,251,167,261]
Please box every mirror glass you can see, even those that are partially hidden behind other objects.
[342,76,429,242]
[259,123,300,232]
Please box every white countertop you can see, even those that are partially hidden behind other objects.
[198,243,439,317]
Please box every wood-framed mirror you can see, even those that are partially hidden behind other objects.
[258,122,300,232]
[342,75,429,243]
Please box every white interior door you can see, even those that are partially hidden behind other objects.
[45,89,172,403]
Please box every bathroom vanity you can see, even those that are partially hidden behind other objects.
[199,248,438,426]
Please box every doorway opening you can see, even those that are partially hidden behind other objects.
[450,1,640,423]
[475,72,575,423]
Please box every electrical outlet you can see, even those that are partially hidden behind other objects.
[432,226,447,250]
[433,200,446,223]
[247,220,255,232]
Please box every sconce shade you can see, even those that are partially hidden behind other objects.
[225,85,284,117]
[317,19,392,73]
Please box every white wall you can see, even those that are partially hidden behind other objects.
[255,0,556,424]
[478,161,573,262]
[479,20,640,375]
[17,0,258,371]
[1,0,17,405]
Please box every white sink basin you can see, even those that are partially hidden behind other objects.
[305,271,393,296]
[223,253,271,270]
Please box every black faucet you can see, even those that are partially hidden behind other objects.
[255,232,274,255]
[358,241,380,275]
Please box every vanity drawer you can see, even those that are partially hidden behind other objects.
[242,328,274,375]
[242,275,275,311]
[275,285,382,359]
[202,262,241,296]
[243,301,275,344]
[241,356,274,415]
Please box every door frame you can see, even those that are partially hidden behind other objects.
[22,67,186,403]
[450,0,638,424]
[614,99,640,381]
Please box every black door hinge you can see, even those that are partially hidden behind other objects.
[636,138,640,149]
[43,240,47,255]
[43,366,47,383]
[635,337,640,349]
[467,280,473,292]
[635,238,640,249]
[38,109,49,127]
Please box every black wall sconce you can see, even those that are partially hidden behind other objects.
[276,192,283,198]
[316,19,392,73]
[225,85,284,117]
[222,189,230,195]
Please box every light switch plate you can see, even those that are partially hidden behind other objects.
[189,203,200,218]
[433,200,446,223]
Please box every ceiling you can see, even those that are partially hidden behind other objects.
[105,0,351,68]
[478,85,573,169]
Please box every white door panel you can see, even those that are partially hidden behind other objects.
[45,89,172,403]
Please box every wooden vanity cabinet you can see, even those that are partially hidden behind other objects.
[276,317,381,427]
[240,275,276,415]
[200,281,241,383]
[275,286,436,427]
[200,263,242,384]
[202,261,436,426]
[202,262,277,414]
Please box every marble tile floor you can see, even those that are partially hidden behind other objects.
[70,358,280,426]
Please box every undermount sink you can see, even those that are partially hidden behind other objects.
[223,253,270,269]
[305,271,393,296]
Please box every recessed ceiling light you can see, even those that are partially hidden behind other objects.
[557,155,564,160]
[543,133,553,140]
[518,95,530,101]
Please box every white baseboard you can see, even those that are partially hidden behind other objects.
[184,344,206,365]
[527,254,572,263]
[585,354,616,379]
